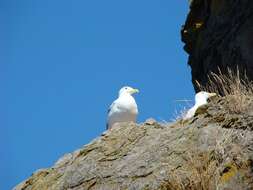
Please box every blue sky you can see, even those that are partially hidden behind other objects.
[3,1,194,189]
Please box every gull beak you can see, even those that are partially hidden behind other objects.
[131,88,139,94]
[208,92,217,97]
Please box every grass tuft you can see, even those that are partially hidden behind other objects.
[196,67,253,114]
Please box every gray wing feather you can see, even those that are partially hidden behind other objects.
[106,102,116,129]
[107,102,115,114]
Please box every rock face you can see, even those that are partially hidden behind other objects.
[182,0,253,91]
[14,96,253,190]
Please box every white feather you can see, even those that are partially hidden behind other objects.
[107,86,138,129]
[184,91,216,119]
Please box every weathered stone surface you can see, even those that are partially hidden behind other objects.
[182,0,253,91]
[13,96,253,190]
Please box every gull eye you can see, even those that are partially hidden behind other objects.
[125,87,127,90]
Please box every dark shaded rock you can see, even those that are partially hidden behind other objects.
[182,0,253,91]
[13,96,253,190]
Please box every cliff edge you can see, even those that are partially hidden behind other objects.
[14,96,253,190]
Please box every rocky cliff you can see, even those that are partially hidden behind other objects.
[182,0,253,91]
[14,95,253,190]
[13,1,253,189]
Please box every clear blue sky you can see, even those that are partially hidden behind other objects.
[3,1,194,189]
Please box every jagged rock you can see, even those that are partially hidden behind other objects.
[144,118,157,126]
[182,0,253,91]
[13,96,253,190]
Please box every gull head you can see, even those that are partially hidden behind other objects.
[119,86,139,96]
[195,91,217,105]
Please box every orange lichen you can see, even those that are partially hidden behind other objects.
[195,22,203,29]
[220,164,237,183]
